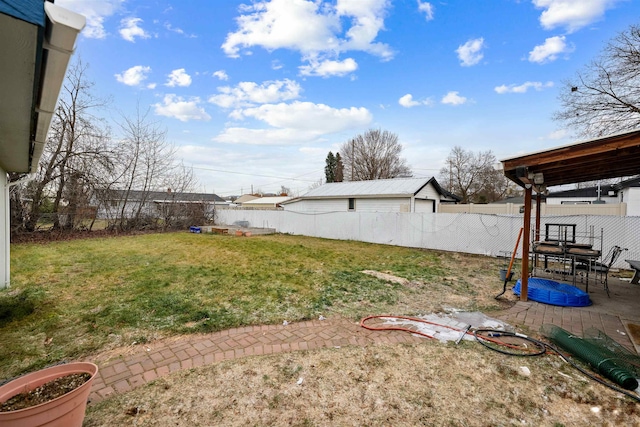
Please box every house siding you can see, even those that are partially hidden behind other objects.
[415,183,441,211]
[356,198,411,212]
[415,199,435,213]
[415,183,438,200]
[546,196,618,205]
[282,197,414,212]
[283,199,346,212]
[623,188,640,216]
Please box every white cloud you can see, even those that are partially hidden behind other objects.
[119,17,150,42]
[214,101,372,145]
[417,1,434,21]
[213,127,321,145]
[494,81,554,94]
[165,69,192,87]
[209,79,302,108]
[533,0,621,33]
[115,65,151,86]
[299,58,358,77]
[154,94,211,122]
[547,129,569,140]
[456,37,485,66]
[57,0,124,39]
[213,70,229,81]
[299,146,326,156]
[334,0,393,60]
[164,22,196,38]
[222,0,393,71]
[398,94,432,108]
[441,91,468,105]
[528,35,572,63]
[233,102,371,132]
[147,83,157,89]
[222,0,335,57]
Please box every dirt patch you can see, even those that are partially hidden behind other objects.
[361,270,410,286]
[627,323,640,346]
[10,229,164,244]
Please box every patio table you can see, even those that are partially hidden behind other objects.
[566,247,601,292]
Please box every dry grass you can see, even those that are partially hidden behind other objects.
[2,233,513,380]
[84,342,640,426]
[8,231,638,425]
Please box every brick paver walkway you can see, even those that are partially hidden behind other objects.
[87,304,637,404]
[496,301,636,352]
[87,317,423,404]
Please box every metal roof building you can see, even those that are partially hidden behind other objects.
[282,177,458,213]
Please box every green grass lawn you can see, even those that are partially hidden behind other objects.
[1,232,504,380]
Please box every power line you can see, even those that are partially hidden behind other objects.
[190,164,323,196]
[189,165,319,183]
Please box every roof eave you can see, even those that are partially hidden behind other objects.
[0,2,84,173]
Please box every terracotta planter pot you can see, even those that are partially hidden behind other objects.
[235,230,243,236]
[0,362,98,427]
[243,231,252,237]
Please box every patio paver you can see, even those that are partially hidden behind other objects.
[85,301,638,405]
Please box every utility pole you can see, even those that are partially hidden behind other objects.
[351,139,354,181]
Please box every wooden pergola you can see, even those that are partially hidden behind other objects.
[501,129,640,301]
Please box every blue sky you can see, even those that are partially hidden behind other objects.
[56,0,639,197]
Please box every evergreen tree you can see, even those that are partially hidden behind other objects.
[324,151,336,183]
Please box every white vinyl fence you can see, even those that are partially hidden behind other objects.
[215,209,640,269]
[439,203,627,216]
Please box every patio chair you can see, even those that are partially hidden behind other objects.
[575,245,625,297]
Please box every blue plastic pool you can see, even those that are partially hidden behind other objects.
[512,278,591,307]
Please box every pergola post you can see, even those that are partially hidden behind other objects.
[520,186,532,301]
[534,192,542,270]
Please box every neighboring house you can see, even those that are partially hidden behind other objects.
[233,194,260,206]
[546,184,619,205]
[96,189,227,219]
[615,176,640,216]
[544,177,640,216]
[241,196,292,210]
[281,177,459,213]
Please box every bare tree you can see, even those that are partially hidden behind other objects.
[439,146,517,203]
[335,152,344,182]
[555,23,640,137]
[20,60,112,232]
[279,185,291,196]
[111,106,197,230]
[159,164,200,230]
[340,129,412,181]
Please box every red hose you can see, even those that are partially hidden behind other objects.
[360,315,546,353]
[360,314,472,340]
